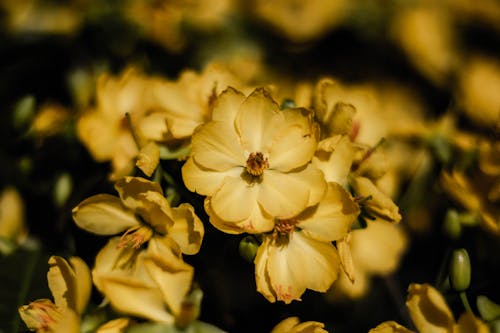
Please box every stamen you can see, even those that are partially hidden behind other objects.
[272,218,298,245]
[117,225,153,249]
[246,152,269,176]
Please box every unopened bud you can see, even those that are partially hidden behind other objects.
[443,209,462,240]
[449,248,471,292]
[239,236,260,263]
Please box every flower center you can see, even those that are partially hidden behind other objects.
[272,218,298,245]
[117,225,154,249]
[246,152,269,177]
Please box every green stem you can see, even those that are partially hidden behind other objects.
[460,291,473,314]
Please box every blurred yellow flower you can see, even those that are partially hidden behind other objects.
[19,256,91,333]
[456,56,500,130]
[29,103,71,139]
[271,316,328,333]
[253,0,348,43]
[255,182,359,303]
[182,87,325,233]
[327,220,407,300]
[0,187,27,255]
[149,63,244,143]
[370,283,489,333]
[391,4,459,86]
[125,0,235,52]
[76,68,154,179]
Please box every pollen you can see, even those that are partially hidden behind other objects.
[246,152,269,176]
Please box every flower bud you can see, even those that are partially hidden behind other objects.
[449,248,471,292]
[443,209,462,240]
[477,295,500,322]
[239,236,260,263]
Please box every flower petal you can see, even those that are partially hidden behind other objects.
[145,238,194,316]
[210,176,260,222]
[47,256,76,310]
[114,177,164,211]
[259,165,326,218]
[254,237,277,302]
[236,88,283,153]
[170,203,205,255]
[211,87,246,123]
[406,283,455,333]
[368,321,413,333]
[181,157,242,196]
[191,121,246,171]
[268,108,318,171]
[266,232,340,303]
[313,135,354,185]
[72,194,139,236]
[68,257,92,315]
[455,311,490,333]
[298,182,359,242]
[350,176,401,223]
[136,142,160,177]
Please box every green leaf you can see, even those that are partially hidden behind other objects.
[0,248,49,333]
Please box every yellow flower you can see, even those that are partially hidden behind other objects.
[255,183,359,303]
[0,187,27,254]
[182,87,326,233]
[456,56,500,130]
[76,68,154,179]
[72,177,203,321]
[92,236,194,323]
[253,0,348,43]
[327,220,407,300]
[29,103,70,139]
[96,318,133,333]
[369,284,490,333]
[19,256,91,333]
[390,3,459,86]
[72,176,204,256]
[271,316,328,333]
[149,63,244,143]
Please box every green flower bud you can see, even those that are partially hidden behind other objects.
[443,209,462,240]
[239,236,260,263]
[53,173,73,207]
[449,248,471,292]
[13,96,35,130]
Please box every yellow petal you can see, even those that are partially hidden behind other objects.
[114,177,164,211]
[0,187,27,243]
[191,121,246,171]
[268,108,318,172]
[47,256,78,310]
[368,321,414,333]
[406,283,455,333]
[137,111,169,142]
[18,299,61,331]
[259,165,326,219]
[170,203,205,255]
[266,232,340,303]
[72,194,139,235]
[313,135,354,185]
[350,176,401,223]
[205,197,274,234]
[51,308,80,333]
[210,175,260,222]
[455,311,490,333]
[96,318,133,333]
[236,87,283,153]
[254,237,278,302]
[298,182,359,242]
[136,142,160,177]
[181,157,243,196]
[440,171,482,212]
[337,235,355,284]
[68,257,92,315]
[211,87,246,123]
[271,317,301,333]
[99,275,173,323]
[145,238,194,316]
[350,220,407,275]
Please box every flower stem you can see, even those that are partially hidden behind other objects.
[460,291,473,313]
